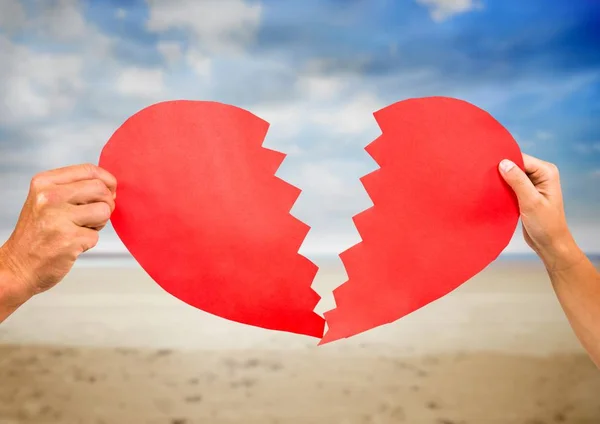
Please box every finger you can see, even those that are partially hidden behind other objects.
[41,164,117,197]
[70,202,112,229]
[63,179,115,211]
[76,227,100,253]
[522,153,547,174]
[499,159,541,210]
[522,153,561,195]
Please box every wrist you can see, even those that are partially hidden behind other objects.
[538,233,585,273]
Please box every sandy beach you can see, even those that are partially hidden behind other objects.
[0,256,599,423]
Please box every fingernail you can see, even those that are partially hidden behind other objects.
[499,159,515,173]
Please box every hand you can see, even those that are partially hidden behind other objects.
[498,154,584,271]
[0,164,117,301]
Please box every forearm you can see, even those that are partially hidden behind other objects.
[542,239,600,367]
[0,248,33,323]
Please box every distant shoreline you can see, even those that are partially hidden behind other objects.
[79,252,600,262]
[73,252,599,270]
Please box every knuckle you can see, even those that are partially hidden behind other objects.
[61,224,79,241]
[61,237,74,252]
[66,248,79,262]
[93,179,110,195]
[55,233,78,260]
[547,163,559,178]
[35,191,49,208]
[99,203,112,220]
[101,186,112,201]
[39,187,61,207]
[82,163,98,178]
[30,179,62,209]
[82,232,99,252]
[30,174,48,191]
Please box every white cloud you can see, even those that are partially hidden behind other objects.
[574,142,600,154]
[251,103,303,143]
[115,8,127,19]
[251,73,358,143]
[295,159,373,209]
[512,130,553,150]
[0,0,167,197]
[298,163,348,198]
[1,0,113,50]
[0,35,85,124]
[157,41,183,65]
[512,133,535,149]
[535,130,554,141]
[146,0,262,52]
[1,75,50,121]
[0,0,26,33]
[290,159,374,256]
[146,0,259,95]
[251,91,383,162]
[30,121,117,168]
[247,79,384,256]
[145,0,258,97]
[416,0,482,22]
[456,72,600,120]
[1,0,598,258]
[30,0,91,41]
[116,68,166,98]
[0,0,117,128]
[310,92,383,137]
[186,50,212,78]
[297,74,347,101]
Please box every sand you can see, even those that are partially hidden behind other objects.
[0,257,599,423]
[0,346,599,424]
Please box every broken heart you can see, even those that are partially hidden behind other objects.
[320,97,523,343]
[99,101,324,338]
[99,97,522,344]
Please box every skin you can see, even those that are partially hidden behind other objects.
[0,156,598,366]
[0,164,116,322]
[498,154,600,367]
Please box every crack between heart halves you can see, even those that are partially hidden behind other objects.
[317,143,386,343]
[264,111,391,345]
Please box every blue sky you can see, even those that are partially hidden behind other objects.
[0,0,598,254]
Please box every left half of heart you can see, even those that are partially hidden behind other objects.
[99,100,325,338]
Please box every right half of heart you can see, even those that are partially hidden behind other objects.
[320,96,524,344]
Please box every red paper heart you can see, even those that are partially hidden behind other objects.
[319,97,523,344]
[99,97,522,344]
[99,100,325,338]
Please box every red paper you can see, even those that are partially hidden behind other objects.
[320,96,523,344]
[99,100,324,338]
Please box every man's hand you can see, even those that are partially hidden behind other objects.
[498,154,584,271]
[0,164,116,305]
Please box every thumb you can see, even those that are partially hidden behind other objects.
[498,159,539,209]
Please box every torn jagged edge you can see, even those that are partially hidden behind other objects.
[318,112,389,345]
[255,117,326,338]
